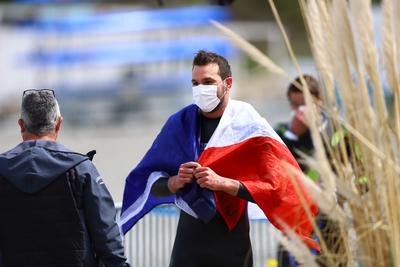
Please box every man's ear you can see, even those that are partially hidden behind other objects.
[55,116,63,133]
[18,119,25,133]
[225,77,233,89]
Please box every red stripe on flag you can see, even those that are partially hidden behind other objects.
[198,136,319,250]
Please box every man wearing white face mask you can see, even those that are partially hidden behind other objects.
[120,51,319,267]
[191,75,228,113]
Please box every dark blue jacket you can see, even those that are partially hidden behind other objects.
[0,140,128,267]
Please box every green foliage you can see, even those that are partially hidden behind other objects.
[331,128,347,147]
[307,168,320,182]
[357,176,368,185]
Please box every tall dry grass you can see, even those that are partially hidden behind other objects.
[214,0,400,266]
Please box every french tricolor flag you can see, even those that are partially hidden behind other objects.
[120,100,318,249]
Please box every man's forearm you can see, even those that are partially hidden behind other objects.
[219,177,255,202]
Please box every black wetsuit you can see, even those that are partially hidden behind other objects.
[152,114,254,267]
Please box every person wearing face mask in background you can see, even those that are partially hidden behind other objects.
[120,51,319,267]
[274,75,323,171]
[274,76,343,267]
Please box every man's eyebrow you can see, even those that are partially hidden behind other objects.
[202,77,216,82]
[192,77,216,82]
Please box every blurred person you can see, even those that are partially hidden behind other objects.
[275,74,322,171]
[275,76,344,267]
[0,89,129,267]
[275,75,322,267]
[120,51,318,267]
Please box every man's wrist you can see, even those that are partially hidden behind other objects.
[220,177,240,196]
[167,176,178,194]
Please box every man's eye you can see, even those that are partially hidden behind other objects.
[192,82,199,86]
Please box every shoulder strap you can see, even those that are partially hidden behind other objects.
[86,150,96,161]
[66,150,95,209]
[66,168,83,209]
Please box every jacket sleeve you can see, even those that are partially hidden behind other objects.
[76,160,129,267]
[236,182,255,202]
[151,176,173,198]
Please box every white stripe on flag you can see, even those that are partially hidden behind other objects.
[119,171,199,230]
[206,99,284,149]
[119,171,167,226]
[175,195,199,219]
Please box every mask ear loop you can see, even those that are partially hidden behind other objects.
[219,79,229,100]
[219,90,227,101]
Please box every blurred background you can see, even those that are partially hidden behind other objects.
[0,0,384,266]
[0,0,319,201]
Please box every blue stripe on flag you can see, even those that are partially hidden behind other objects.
[120,104,216,234]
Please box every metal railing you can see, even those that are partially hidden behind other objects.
[115,203,279,267]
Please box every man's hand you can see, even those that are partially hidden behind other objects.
[167,162,201,193]
[194,167,240,196]
[290,106,308,137]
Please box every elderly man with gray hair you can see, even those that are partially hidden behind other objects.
[0,89,129,267]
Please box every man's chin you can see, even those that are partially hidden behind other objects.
[209,96,227,113]
[202,104,220,114]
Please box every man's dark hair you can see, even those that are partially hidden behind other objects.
[287,75,320,98]
[192,50,232,80]
[20,91,60,136]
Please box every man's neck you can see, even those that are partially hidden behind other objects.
[22,133,57,142]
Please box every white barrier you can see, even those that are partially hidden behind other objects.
[115,203,279,267]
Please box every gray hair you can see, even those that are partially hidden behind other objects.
[20,91,61,136]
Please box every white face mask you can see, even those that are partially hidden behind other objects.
[192,84,221,112]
